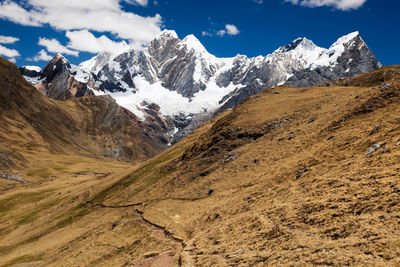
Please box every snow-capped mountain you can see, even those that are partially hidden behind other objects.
[21,30,381,145]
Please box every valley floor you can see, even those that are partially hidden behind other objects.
[0,152,185,266]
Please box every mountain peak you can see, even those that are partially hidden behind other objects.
[277,37,317,53]
[181,34,207,53]
[40,53,72,84]
[55,52,66,59]
[156,29,178,40]
[52,53,70,65]
[308,31,376,70]
[330,31,361,49]
[79,51,116,74]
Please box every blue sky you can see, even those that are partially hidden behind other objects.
[0,0,398,67]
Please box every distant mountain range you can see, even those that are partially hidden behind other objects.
[20,30,381,145]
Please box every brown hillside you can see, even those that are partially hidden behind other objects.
[0,57,164,170]
[1,64,400,266]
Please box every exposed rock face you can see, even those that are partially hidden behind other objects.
[19,66,40,78]
[69,95,168,161]
[141,32,223,98]
[22,31,381,145]
[27,54,96,100]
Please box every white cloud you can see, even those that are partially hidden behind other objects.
[66,30,130,53]
[0,0,162,44]
[0,34,20,62]
[0,44,20,57]
[203,24,240,37]
[284,0,366,10]
[225,24,240,35]
[202,31,213,37]
[27,49,53,62]
[0,1,41,26]
[125,0,148,6]
[0,35,20,44]
[38,37,79,56]
[253,0,263,4]
[217,30,226,37]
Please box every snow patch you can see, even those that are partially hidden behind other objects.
[181,34,208,54]
[101,75,241,121]
[310,31,359,70]
[23,75,44,85]
[70,65,92,83]
[22,65,41,72]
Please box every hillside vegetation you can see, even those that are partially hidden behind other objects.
[1,60,400,266]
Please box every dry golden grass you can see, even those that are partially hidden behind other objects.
[92,66,400,266]
[1,65,400,266]
[0,151,182,266]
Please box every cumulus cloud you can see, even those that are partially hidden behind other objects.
[0,0,162,44]
[66,30,130,53]
[0,34,20,62]
[0,44,20,57]
[0,35,20,44]
[284,0,366,11]
[125,0,148,6]
[38,37,79,56]
[27,49,53,62]
[0,1,41,26]
[33,30,131,59]
[225,24,240,35]
[203,24,240,37]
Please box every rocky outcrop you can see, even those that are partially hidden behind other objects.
[32,54,96,100]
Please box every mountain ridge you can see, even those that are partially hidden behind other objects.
[21,30,381,145]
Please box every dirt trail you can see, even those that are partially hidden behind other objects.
[132,210,184,267]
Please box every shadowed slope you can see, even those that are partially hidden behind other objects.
[0,56,165,169]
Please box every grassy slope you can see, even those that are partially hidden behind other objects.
[1,65,400,266]
[92,66,400,266]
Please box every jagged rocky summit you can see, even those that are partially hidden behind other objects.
[20,30,381,145]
